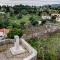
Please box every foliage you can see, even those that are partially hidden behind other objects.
[31,20,38,26]
[11,23,20,28]
[38,11,42,16]
[0,4,60,60]
[17,13,22,19]
[21,9,28,15]
[29,16,35,21]
[0,4,60,29]
[0,14,9,28]
[41,20,46,25]
[2,15,9,28]
[28,33,60,60]
[29,16,38,26]
[7,28,23,39]
[51,15,56,23]
[20,21,26,29]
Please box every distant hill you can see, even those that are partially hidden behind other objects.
[50,4,60,8]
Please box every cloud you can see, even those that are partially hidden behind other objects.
[0,0,60,6]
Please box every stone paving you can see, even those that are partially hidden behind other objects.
[0,44,30,60]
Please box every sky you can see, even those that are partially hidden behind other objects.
[0,0,60,6]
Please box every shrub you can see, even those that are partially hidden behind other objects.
[17,13,22,19]
[7,28,23,39]
[51,15,56,23]
[29,17,38,26]
[20,22,26,29]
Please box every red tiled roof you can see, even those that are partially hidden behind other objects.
[0,28,10,33]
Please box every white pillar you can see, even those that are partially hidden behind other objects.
[14,36,20,50]
[10,35,25,55]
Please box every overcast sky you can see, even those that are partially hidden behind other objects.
[0,0,60,6]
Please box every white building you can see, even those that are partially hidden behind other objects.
[0,12,5,14]
[56,15,60,22]
[0,29,10,40]
[38,21,42,25]
[0,32,4,40]
[42,15,51,20]
[51,13,60,22]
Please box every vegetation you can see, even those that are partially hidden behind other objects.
[29,16,39,26]
[7,28,23,39]
[28,33,60,60]
[0,4,59,29]
[0,4,60,60]
[51,15,56,23]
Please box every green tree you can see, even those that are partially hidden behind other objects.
[12,23,20,28]
[29,16,38,26]
[0,14,9,28]
[2,14,9,28]
[17,13,22,19]
[29,16,35,22]
[38,11,42,16]
[21,9,28,15]
[20,21,26,29]
[31,20,38,26]
[7,28,23,39]
[51,15,56,23]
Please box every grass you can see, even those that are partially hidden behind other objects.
[9,14,31,25]
[28,33,60,60]
[9,14,42,25]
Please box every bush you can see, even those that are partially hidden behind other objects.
[0,14,9,28]
[12,23,20,28]
[29,16,38,26]
[20,22,26,29]
[17,13,22,19]
[31,20,38,26]
[29,16,35,22]
[21,9,28,15]
[7,28,23,39]
[51,15,56,23]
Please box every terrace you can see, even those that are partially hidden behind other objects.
[0,36,37,60]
